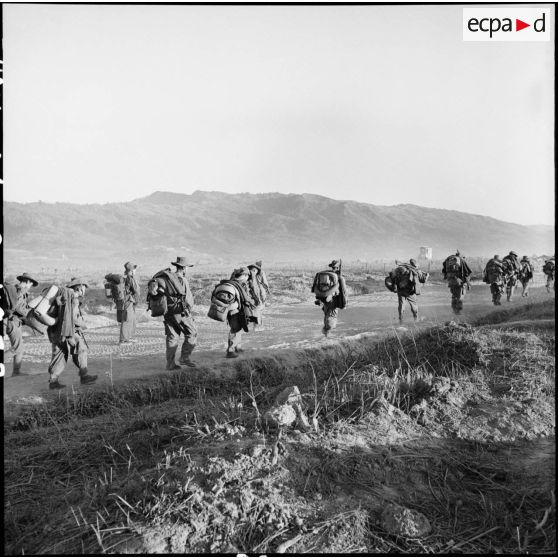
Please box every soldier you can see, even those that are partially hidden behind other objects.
[483,255,505,305]
[542,255,555,293]
[502,251,521,302]
[47,278,97,389]
[392,259,428,323]
[518,256,534,297]
[247,260,270,331]
[1,272,38,376]
[442,250,472,314]
[148,257,197,370]
[119,262,141,345]
[311,260,347,336]
[225,267,256,358]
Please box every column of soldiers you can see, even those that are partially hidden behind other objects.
[1,252,554,385]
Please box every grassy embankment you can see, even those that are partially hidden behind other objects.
[4,300,555,554]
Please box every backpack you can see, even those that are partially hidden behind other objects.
[519,262,533,281]
[445,255,461,277]
[384,273,397,293]
[502,256,519,276]
[394,265,415,292]
[543,260,555,276]
[27,285,59,326]
[312,271,339,302]
[0,283,18,318]
[104,274,125,304]
[208,282,239,322]
[485,260,503,283]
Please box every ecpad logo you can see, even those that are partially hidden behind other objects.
[463,8,550,41]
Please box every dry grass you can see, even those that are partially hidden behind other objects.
[4,312,555,555]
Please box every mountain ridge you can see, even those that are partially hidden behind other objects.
[3,191,554,272]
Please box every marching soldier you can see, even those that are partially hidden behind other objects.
[518,256,534,297]
[225,267,256,358]
[119,262,141,344]
[502,251,520,302]
[2,273,38,376]
[47,278,97,389]
[442,251,472,314]
[148,257,197,370]
[483,255,505,305]
[392,259,428,322]
[312,260,347,336]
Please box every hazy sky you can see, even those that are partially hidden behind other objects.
[3,3,555,225]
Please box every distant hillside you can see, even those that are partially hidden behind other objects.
[3,191,554,273]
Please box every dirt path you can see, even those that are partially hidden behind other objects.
[3,285,553,405]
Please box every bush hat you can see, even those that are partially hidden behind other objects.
[67,277,89,289]
[172,257,194,268]
[16,273,39,287]
[233,266,250,278]
[124,262,138,271]
[328,260,340,269]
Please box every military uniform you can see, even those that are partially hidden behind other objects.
[2,273,38,376]
[502,251,520,302]
[543,257,555,293]
[483,257,505,305]
[247,261,270,330]
[518,257,533,297]
[150,257,197,370]
[442,253,472,314]
[47,279,97,389]
[321,298,339,334]
[119,263,140,343]
[395,260,428,322]
[226,268,255,357]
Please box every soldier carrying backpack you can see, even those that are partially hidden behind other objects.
[311,259,347,337]
[247,260,270,331]
[147,256,197,370]
[105,262,141,345]
[542,256,555,293]
[1,273,38,376]
[207,267,257,358]
[502,251,520,302]
[386,259,428,323]
[483,255,505,305]
[442,250,472,314]
[518,256,534,298]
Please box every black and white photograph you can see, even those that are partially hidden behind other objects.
[1,1,555,554]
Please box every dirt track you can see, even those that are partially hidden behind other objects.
[2,284,551,405]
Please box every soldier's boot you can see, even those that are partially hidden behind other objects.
[166,346,180,370]
[79,368,98,385]
[179,356,196,368]
[49,375,66,389]
[12,357,23,376]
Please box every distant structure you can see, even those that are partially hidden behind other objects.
[418,246,433,261]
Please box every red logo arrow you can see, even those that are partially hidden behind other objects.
[516,19,530,31]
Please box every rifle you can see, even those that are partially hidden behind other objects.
[339,259,343,276]
[80,329,90,350]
